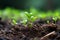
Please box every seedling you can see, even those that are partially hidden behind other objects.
[25,12,37,22]
[47,20,50,24]
[12,19,17,25]
[52,17,58,23]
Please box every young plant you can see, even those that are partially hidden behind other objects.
[25,12,37,22]
[52,17,58,23]
[47,20,50,24]
[12,19,17,25]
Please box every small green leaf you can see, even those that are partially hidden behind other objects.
[47,20,49,24]
[12,19,17,25]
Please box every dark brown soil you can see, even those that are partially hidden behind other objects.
[0,18,60,40]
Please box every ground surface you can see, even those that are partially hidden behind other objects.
[0,18,60,40]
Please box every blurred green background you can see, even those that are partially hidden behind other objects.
[0,0,60,24]
[0,0,60,11]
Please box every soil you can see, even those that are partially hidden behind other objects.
[0,18,60,40]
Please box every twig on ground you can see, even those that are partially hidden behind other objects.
[40,31,56,40]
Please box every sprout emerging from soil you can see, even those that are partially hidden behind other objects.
[52,17,58,23]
